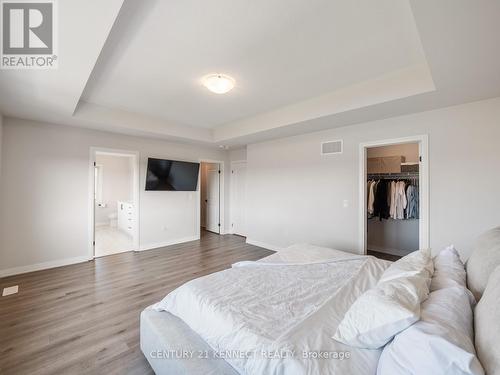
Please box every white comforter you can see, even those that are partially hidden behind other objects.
[154,247,390,375]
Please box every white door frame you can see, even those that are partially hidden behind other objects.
[198,159,225,236]
[358,135,429,254]
[88,147,140,259]
[230,160,247,235]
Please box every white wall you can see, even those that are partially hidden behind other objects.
[0,118,229,275]
[246,97,500,260]
[95,154,133,225]
[368,218,419,256]
[229,147,247,162]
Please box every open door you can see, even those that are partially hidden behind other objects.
[205,163,220,234]
[231,161,247,236]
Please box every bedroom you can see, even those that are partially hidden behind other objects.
[1,0,500,374]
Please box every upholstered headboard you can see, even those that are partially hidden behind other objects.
[475,265,500,375]
[466,226,500,301]
[467,226,500,375]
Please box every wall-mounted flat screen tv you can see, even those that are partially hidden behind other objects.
[145,158,200,191]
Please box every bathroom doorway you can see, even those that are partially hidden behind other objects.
[90,149,139,258]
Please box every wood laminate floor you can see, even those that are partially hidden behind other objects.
[0,231,274,375]
[367,249,402,262]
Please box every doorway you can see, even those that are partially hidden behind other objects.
[89,148,139,258]
[359,135,429,256]
[200,162,222,234]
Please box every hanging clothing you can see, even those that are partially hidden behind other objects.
[389,180,397,219]
[367,180,377,215]
[373,180,390,220]
[367,180,372,213]
[368,176,419,221]
[395,181,408,220]
[406,184,419,219]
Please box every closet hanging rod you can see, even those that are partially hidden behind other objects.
[367,172,419,179]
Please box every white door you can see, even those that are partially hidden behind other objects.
[206,164,220,234]
[231,162,247,236]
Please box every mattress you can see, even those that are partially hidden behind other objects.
[141,245,390,374]
[140,307,238,375]
[258,243,363,264]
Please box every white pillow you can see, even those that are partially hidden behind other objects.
[377,286,484,375]
[333,249,433,349]
[430,245,467,292]
[333,276,426,349]
[379,248,433,284]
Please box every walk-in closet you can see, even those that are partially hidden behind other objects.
[366,143,420,260]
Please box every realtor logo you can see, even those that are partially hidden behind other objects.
[1,0,57,69]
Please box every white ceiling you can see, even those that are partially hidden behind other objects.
[81,0,428,129]
[1,0,500,147]
[0,0,124,123]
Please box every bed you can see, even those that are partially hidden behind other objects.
[140,232,500,375]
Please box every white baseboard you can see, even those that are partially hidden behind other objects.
[0,256,90,278]
[228,229,247,236]
[245,238,283,252]
[367,244,413,257]
[1,236,203,277]
[139,236,200,251]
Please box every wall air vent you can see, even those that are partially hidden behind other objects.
[321,140,343,155]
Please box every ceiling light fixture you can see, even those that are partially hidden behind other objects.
[202,74,235,94]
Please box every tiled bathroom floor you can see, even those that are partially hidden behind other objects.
[95,225,135,257]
